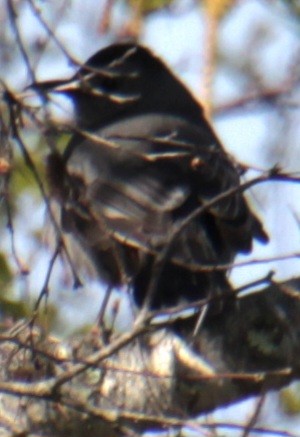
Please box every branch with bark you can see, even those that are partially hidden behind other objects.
[1,278,300,436]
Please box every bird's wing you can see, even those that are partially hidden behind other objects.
[63,114,267,276]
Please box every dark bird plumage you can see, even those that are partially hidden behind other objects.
[39,43,268,310]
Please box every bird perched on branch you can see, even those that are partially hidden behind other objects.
[33,43,268,311]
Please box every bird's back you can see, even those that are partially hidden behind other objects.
[60,112,267,308]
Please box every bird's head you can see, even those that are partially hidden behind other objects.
[29,43,205,130]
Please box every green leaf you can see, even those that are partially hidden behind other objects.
[0,297,29,320]
[0,252,13,291]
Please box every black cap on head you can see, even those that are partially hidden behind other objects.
[31,43,206,130]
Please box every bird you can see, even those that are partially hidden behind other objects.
[34,43,269,312]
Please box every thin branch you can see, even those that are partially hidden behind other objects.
[33,239,61,312]
[6,0,36,84]
[3,187,29,276]
[242,394,267,437]
[4,88,82,287]
[52,323,148,389]
[26,0,77,66]
[136,169,300,321]
[214,84,298,117]
[202,422,296,437]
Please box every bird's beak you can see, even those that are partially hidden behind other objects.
[26,78,79,94]
[19,79,77,125]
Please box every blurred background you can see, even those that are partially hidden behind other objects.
[0,0,300,435]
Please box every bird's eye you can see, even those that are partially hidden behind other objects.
[101,77,119,92]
